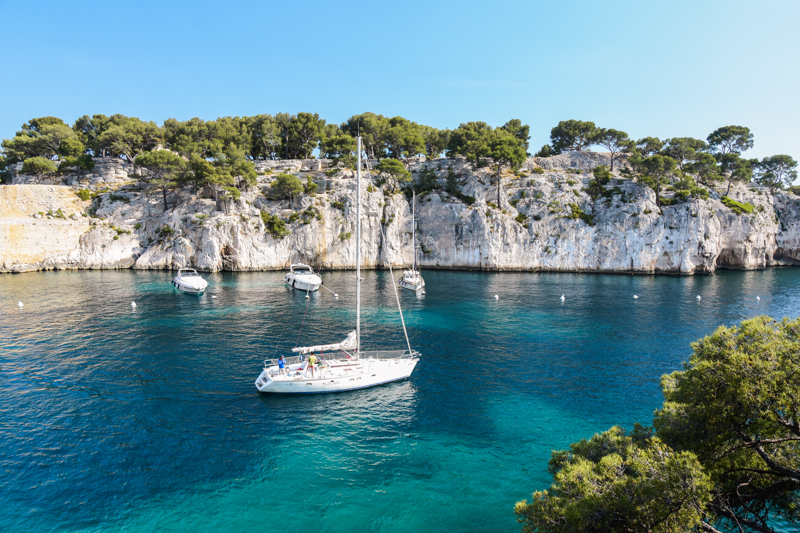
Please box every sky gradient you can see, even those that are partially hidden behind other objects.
[1,0,798,161]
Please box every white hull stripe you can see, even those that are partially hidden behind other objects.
[258,375,410,394]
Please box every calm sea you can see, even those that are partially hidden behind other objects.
[1,268,798,532]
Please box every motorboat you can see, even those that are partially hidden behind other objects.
[285,264,322,292]
[398,190,425,292]
[172,268,208,294]
[256,136,419,394]
[399,269,425,292]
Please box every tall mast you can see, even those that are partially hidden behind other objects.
[356,136,361,353]
[412,190,417,273]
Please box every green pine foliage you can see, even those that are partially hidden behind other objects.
[269,173,303,201]
[567,203,594,225]
[721,196,755,215]
[21,156,57,179]
[517,316,800,532]
[2,113,793,225]
[260,210,290,238]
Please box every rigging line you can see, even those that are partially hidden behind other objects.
[320,284,337,296]
[365,153,414,354]
[295,291,312,348]
[270,299,292,358]
[358,151,374,340]
[314,264,339,296]
[378,221,414,355]
[293,266,322,351]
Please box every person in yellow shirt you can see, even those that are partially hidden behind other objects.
[308,354,317,376]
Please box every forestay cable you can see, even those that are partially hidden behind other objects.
[364,156,413,354]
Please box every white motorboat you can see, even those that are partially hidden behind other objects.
[399,269,425,292]
[285,264,322,292]
[256,136,419,394]
[172,268,208,294]
[399,191,425,292]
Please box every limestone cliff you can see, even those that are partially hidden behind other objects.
[2,153,798,274]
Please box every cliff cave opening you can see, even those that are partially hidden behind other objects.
[221,245,236,271]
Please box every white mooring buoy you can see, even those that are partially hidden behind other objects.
[334,293,339,299]
[696,295,702,301]
[17,301,23,308]
[633,295,639,299]
[560,294,565,302]
[494,295,499,300]
[756,295,760,301]
[131,301,137,308]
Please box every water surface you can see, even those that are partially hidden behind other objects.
[1,268,798,532]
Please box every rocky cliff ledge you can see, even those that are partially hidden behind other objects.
[2,153,799,274]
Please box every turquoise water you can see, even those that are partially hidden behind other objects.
[1,268,799,532]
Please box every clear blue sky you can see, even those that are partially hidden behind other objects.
[1,0,798,161]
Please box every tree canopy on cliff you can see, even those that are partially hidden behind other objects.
[4,113,798,198]
[500,119,531,154]
[755,155,798,194]
[2,117,84,162]
[662,137,708,171]
[375,158,412,192]
[707,125,754,155]
[634,136,664,158]
[447,121,527,204]
[624,153,678,206]
[550,120,597,152]
[135,150,186,212]
[591,128,630,171]
[21,156,58,180]
[320,125,357,167]
[269,173,303,202]
[516,315,800,533]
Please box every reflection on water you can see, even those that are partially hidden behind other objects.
[1,268,799,532]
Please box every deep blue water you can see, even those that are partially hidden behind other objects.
[1,268,799,532]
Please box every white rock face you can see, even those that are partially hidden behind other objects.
[1,154,799,274]
[0,185,92,272]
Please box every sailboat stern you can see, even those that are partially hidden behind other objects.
[255,369,275,392]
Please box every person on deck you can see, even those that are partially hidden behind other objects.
[308,354,317,376]
[278,355,286,375]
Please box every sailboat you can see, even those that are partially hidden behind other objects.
[254,137,420,394]
[399,191,426,292]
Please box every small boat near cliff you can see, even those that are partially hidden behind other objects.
[172,268,208,295]
[399,191,426,292]
[285,264,322,292]
[256,136,419,394]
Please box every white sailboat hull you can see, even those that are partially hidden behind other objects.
[255,356,417,394]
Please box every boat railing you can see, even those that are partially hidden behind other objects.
[263,349,417,370]
[360,349,419,360]
[263,354,306,369]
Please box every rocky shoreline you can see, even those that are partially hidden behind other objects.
[2,152,799,274]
